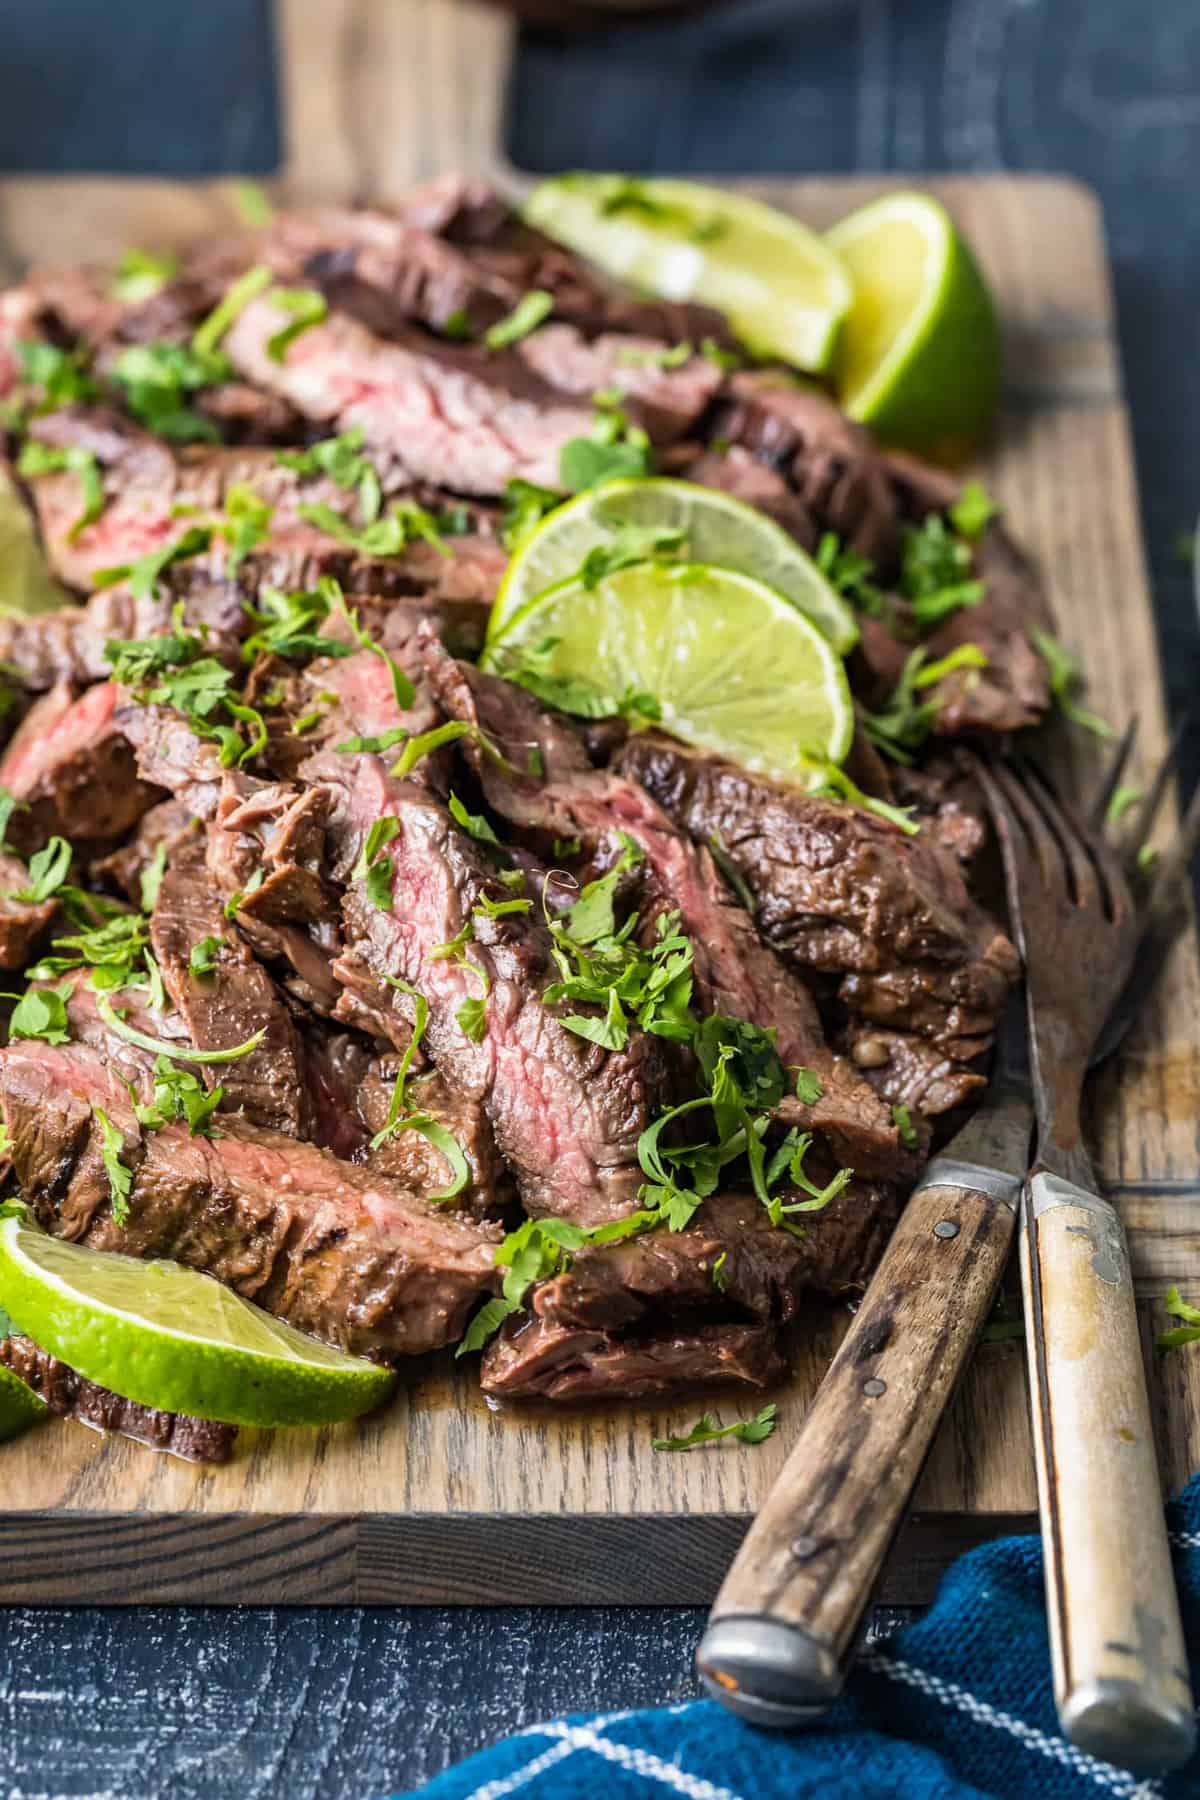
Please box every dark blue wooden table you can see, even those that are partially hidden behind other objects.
[1,3,1198,1794]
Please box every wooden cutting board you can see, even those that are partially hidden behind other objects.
[0,5,1198,1608]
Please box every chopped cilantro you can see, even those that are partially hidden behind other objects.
[140,841,169,913]
[14,341,97,411]
[1107,784,1143,825]
[9,836,71,904]
[352,817,401,911]
[219,482,272,574]
[192,265,273,358]
[448,791,501,847]
[266,288,328,361]
[0,787,27,853]
[484,290,554,350]
[132,1055,223,1138]
[559,394,653,492]
[94,1107,134,1225]
[1157,1286,1200,1353]
[16,440,104,541]
[1031,627,1112,739]
[390,720,474,779]
[892,1103,919,1149]
[94,525,213,602]
[112,248,180,303]
[578,520,685,588]
[276,429,383,524]
[188,936,223,978]
[335,726,409,755]
[795,1067,823,1106]
[815,531,885,618]
[500,478,560,551]
[653,1404,777,1452]
[900,514,984,628]
[948,480,999,541]
[108,341,227,442]
[807,758,919,835]
[4,982,73,1045]
[299,497,450,560]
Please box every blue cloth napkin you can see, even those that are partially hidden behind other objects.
[405,1474,1200,1800]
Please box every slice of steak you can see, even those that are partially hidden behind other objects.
[480,1315,782,1402]
[709,373,900,566]
[426,654,906,1175]
[0,1333,236,1463]
[307,747,674,1226]
[533,1181,900,1334]
[683,446,817,547]
[618,734,1018,1114]
[114,698,226,813]
[90,797,200,903]
[0,1038,501,1360]
[358,1061,513,1221]
[149,838,313,1136]
[0,850,57,967]
[0,680,160,850]
[516,324,723,442]
[0,580,243,693]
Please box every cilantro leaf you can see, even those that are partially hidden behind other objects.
[266,287,328,361]
[0,787,27,853]
[815,531,885,617]
[218,482,272,574]
[1030,627,1112,739]
[335,727,410,755]
[455,994,488,1042]
[352,816,401,911]
[795,1067,824,1106]
[188,936,223,978]
[949,480,999,541]
[4,982,73,1045]
[559,394,653,493]
[448,791,500,847]
[9,836,71,904]
[94,1107,134,1225]
[653,1404,778,1452]
[14,341,97,411]
[140,841,169,913]
[484,290,553,350]
[892,1103,919,1149]
[500,478,560,551]
[96,993,265,1065]
[192,265,273,358]
[370,985,429,1149]
[132,1054,222,1138]
[1157,1286,1200,1353]
[16,440,104,540]
[276,430,383,524]
[112,248,180,304]
[94,525,213,602]
[109,341,228,442]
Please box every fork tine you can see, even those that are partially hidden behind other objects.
[1015,756,1107,914]
[1088,717,1138,831]
[1125,713,1190,859]
[981,757,1060,884]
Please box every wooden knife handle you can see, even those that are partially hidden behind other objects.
[696,1170,1018,1725]
[1021,1170,1195,1773]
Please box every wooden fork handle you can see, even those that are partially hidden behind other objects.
[1021,1171,1195,1773]
[696,1168,1019,1725]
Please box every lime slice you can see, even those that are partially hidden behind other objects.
[489,477,858,656]
[0,1359,47,1443]
[0,1213,395,1427]
[483,560,853,787]
[826,192,1000,459]
[524,174,853,373]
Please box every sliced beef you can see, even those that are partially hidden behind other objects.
[0,1038,501,1360]
[90,796,199,903]
[0,580,243,693]
[533,1183,900,1334]
[516,324,722,441]
[709,374,901,565]
[426,653,908,1176]
[618,734,1018,1115]
[0,851,57,967]
[149,838,313,1136]
[305,745,674,1227]
[114,698,226,812]
[0,1333,236,1462]
[684,446,817,547]
[0,680,160,850]
[358,1061,513,1221]
[480,1316,781,1402]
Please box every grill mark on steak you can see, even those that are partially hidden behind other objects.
[0,1037,501,1360]
[0,1333,237,1462]
[617,733,1018,1116]
[480,1315,783,1402]
[0,679,160,851]
[708,373,901,566]
[150,836,313,1136]
[532,1183,900,1334]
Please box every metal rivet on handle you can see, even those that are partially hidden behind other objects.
[933,1219,960,1239]
[790,1535,820,1562]
[862,1377,886,1397]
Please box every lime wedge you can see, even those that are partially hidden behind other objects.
[0,467,72,616]
[826,192,1000,459]
[524,174,853,373]
[0,1358,47,1443]
[483,560,853,787]
[489,477,858,656]
[0,1213,395,1427]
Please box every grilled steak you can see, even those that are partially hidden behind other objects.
[0,680,160,850]
[481,1316,782,1401]
[0,851,57,967]
[0,1332,236,1462]
[149,838,313,1136]
[0,1037,501,1360]
[618,733,1018,1114]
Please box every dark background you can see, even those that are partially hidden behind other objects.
[1,2,1198,1795]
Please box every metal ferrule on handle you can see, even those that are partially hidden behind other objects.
[1022,1168,1195,1773]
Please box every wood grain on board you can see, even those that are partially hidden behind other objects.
[0,24,1196,1602]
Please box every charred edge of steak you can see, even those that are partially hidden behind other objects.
[0,1332,237,1462]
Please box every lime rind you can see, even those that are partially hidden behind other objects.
[488,477,858,655]
[487,560,854,787]
[0,1215,395,1428]
[825,191,1000,457]
[0,1360,48,1443]
[524,174,853,373]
